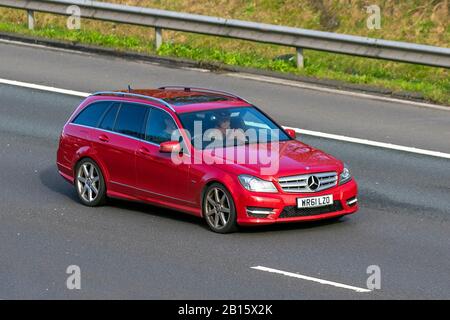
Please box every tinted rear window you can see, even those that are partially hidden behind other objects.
[114,103,148,139]
[72,101,111,127]
[99,103,120,131]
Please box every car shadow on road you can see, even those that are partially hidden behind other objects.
[238,216,350,234]
[107,197,348,234]
[39,164,79,202]
[108,197,208,227]
[38,164,348,233]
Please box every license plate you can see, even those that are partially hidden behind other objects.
[297,195,333,208]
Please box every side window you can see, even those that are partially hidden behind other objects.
[99,103,120,131]
[72,101,111,127]
[114,103,148,139]
[145,108,178,144]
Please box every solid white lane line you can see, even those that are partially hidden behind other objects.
[251,266,371,293]
[0,78,89,97]
[1,78,449,160]
[285,126,450,160]
[227,73,450,112]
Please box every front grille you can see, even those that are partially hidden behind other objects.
[279,201,343,218]
[278,171,338,193]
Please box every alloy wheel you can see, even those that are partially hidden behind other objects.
[205,187,231,230]
[76,161,100,203]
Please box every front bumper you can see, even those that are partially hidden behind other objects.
[234,179,358,226]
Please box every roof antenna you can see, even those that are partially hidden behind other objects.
[128,85,132,92]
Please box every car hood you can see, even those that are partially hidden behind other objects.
[202,139,343,179]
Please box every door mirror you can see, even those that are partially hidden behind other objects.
[159,141,182,153]
[284,128,297,139]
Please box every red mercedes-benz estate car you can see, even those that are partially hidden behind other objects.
[57,86,358,233]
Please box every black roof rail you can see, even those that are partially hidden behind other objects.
[158,86,250,103]
[90,91,176,112]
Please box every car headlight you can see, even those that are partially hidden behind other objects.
[238,175,278,193]
[339,164,352,185]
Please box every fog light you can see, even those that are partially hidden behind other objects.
[246,207,275,218]
[347,197,358,206]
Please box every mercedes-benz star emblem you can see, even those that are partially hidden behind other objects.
[307,175,320,191]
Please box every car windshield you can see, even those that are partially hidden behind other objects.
[178,107,290,150]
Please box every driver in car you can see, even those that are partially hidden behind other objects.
[214,112,246,146]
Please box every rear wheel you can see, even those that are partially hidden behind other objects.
[75,159,106,207]
[203,183,237,233]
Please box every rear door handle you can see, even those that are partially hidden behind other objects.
[98,134,109,142]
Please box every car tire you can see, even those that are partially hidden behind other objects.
[75,158,107,207]
[203,183,238,233]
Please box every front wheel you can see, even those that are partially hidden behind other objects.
[75,158,107,207]
[203,183,237,233]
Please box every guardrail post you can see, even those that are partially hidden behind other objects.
[296,47,304,68]
[27,10,35,30]
[155,27,163,50]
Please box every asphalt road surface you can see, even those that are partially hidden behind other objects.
[0,40,449,299]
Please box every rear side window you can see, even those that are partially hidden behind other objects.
[99,103,120,131]
[114,103,148,139]
[72,101,111,127]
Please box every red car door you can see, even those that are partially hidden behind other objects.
[135,107,194,208]
[92,102,148,197]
